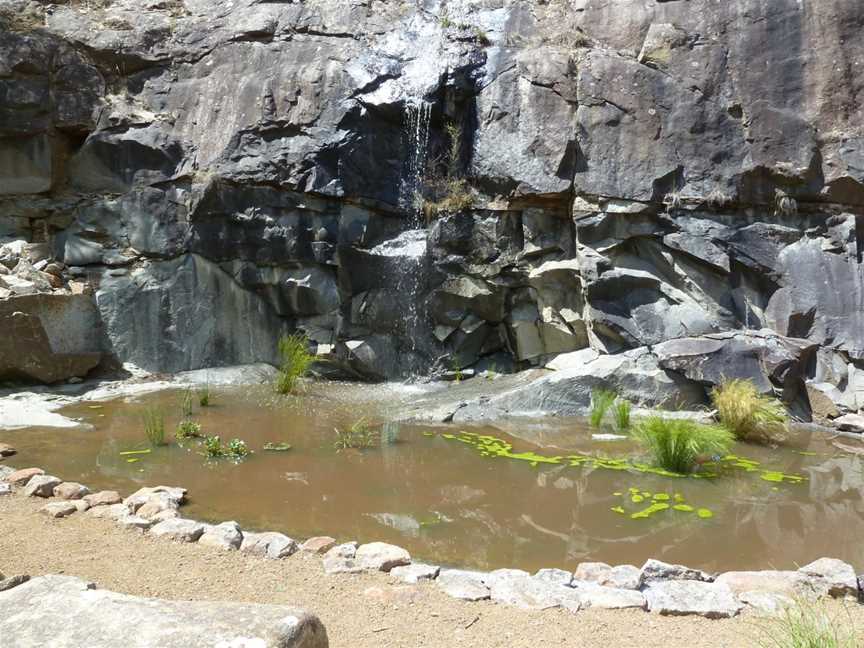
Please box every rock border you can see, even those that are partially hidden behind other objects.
[2,463,862,617]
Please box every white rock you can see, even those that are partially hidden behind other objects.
[644,580,742,618]
[573,583,647,610]
[533,568,573,587]
[437,570,491,601]
[88,504,128,520]
[834,413,864,433]
[715,570,821,598]
[488,571,579,610]
[150,518,205,543]
[40,502,78,518]
[198,522,243,551]
[640,559,714,585]
[355,542,411,572]
[53,482,91,500]
[799,558,859,599]
[240,532,298,559]
[124,486,186,514]
[0,483,11,496]
[739,591,794,614]
[322,542,362,574]
[117,515,153,531]
[23,475,62,498]
[390,563,440,584]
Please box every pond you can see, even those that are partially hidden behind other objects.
[4,381,863,574]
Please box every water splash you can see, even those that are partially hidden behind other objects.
[400,100,433,226]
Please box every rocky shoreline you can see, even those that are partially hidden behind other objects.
[2,462,861,620]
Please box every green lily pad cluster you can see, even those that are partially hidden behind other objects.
[612,488,714,521]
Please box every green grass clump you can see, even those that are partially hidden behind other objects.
[202,435,250,460]
[198,384,211,407]
[590,389,617,428]
[613,399,632,431]
[274,332,314,394]
[142,407,166,446]
[334,417,378,451]
[633,416,734,474]
[752,598,857,648]
[711,378,788,442]
[180,389,194,417]
[226,438,249,458]
[176,420,202,440]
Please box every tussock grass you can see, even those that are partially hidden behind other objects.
[142,407,166,447]
[198,384,211,407]
[712,378,788,442]
[752,598,857,648]
[589,389,617,428]
[176,420,201,440]
[633,416,734,474]
[333,417,378,451]
[179,389,194,417]
[274,333,314,394]
[613,399,632,431]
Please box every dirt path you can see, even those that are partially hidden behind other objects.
[1,496,862,648]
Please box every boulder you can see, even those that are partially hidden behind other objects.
[799,558,859,598]
[390,563,440,584]
[23,474,62,498]
[533,568,573,587]
[40,501,79,518]
[644,580,743,618]
[833,413,864,433]
[487,570,580,611]
[640,559,714,585]
[739,591,795,614]
[0,483,11,496]
[322,543,362,575]
[0,443,16,457]
[300,536,337,554]
[4,467,44,486]
[88,504,128,520]
[198,521,243,551]
[83,490,122,507]
[53,482,90,500]
[116,514,153,531]
[0,576,328,647]
[573,562,642,590]
[572,583,647,610]
[354,542,411,572]
[124,486,187,514]
[0,465,14,480]
[715,570,823,598]
[240,532,298,559]
[0,575,29,592]
[149,518,206,543]
[436,570,491,601]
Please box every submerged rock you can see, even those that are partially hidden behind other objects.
[0,576,328,648]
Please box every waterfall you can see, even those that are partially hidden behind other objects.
[400,99,433,226]
[575,222,601,352]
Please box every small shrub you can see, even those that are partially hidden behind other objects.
[274,332,314,394]
[633,416,735,474]
[589,389,617,428]
[198,384,211,407]
[176,420,202,441]
[613,399,631,431]
[179,389,194,417]
[142,407,166,447]
[334,417,378,451]
[752,598,856,648]
[711,379,788,442]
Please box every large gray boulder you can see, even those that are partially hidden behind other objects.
[0,575,328,647]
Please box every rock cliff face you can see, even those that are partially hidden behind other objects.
[0,0,862,419]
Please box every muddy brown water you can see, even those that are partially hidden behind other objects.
[4,382,864,575]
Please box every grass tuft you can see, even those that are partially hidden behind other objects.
[202,435,249,460]
[752,598,857,648]
[179,389,194,418]
[274,332,314,394]
[711,379,788,442]
[613,399,632,431]
[590,389,617,428]
[198,384,211,407]
[632,416,734,474]
[334,417,378,451]
[142,407,166,447]
[176,419,202,441]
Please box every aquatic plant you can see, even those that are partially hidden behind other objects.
[198,384,211,407]
[274,332,314,394]
[203,435,224,458]
[226,438,249,458]
[589,389,617,428]
[142,407,166,447]
[333,417,378,451]
[752,598,856,648]
[176,419,202,441]
[613,399,631,431]
[179,388,194,418]
[202,435,250,460]
[632,416,735,474]
[612,489,715,522]
[711,378,788,442]
[263,442,292,452]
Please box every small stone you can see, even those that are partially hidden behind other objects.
[644,580,742,618]
[23,475,62,498]
[83,491,122,507]
[4,467,44,486]
[437,570,491,601]
[355,542,411,572]
[740,591,794,614]
[0,575,29,592]
[533,568,573,587]
[301,536,337,554]
[53,482,90,500]
[322,542,362,574]
[573,583,647,610]
[0,443,16,457]
[240,532,298,559]
[150,518,206,543]
[0,483,11,496]
[391,563,440,584]
[198,521,243,551]
[640,559,714,585]
[799,558,859,599]
[40,502,78,518]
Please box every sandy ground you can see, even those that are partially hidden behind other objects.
[2,497,863,647]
